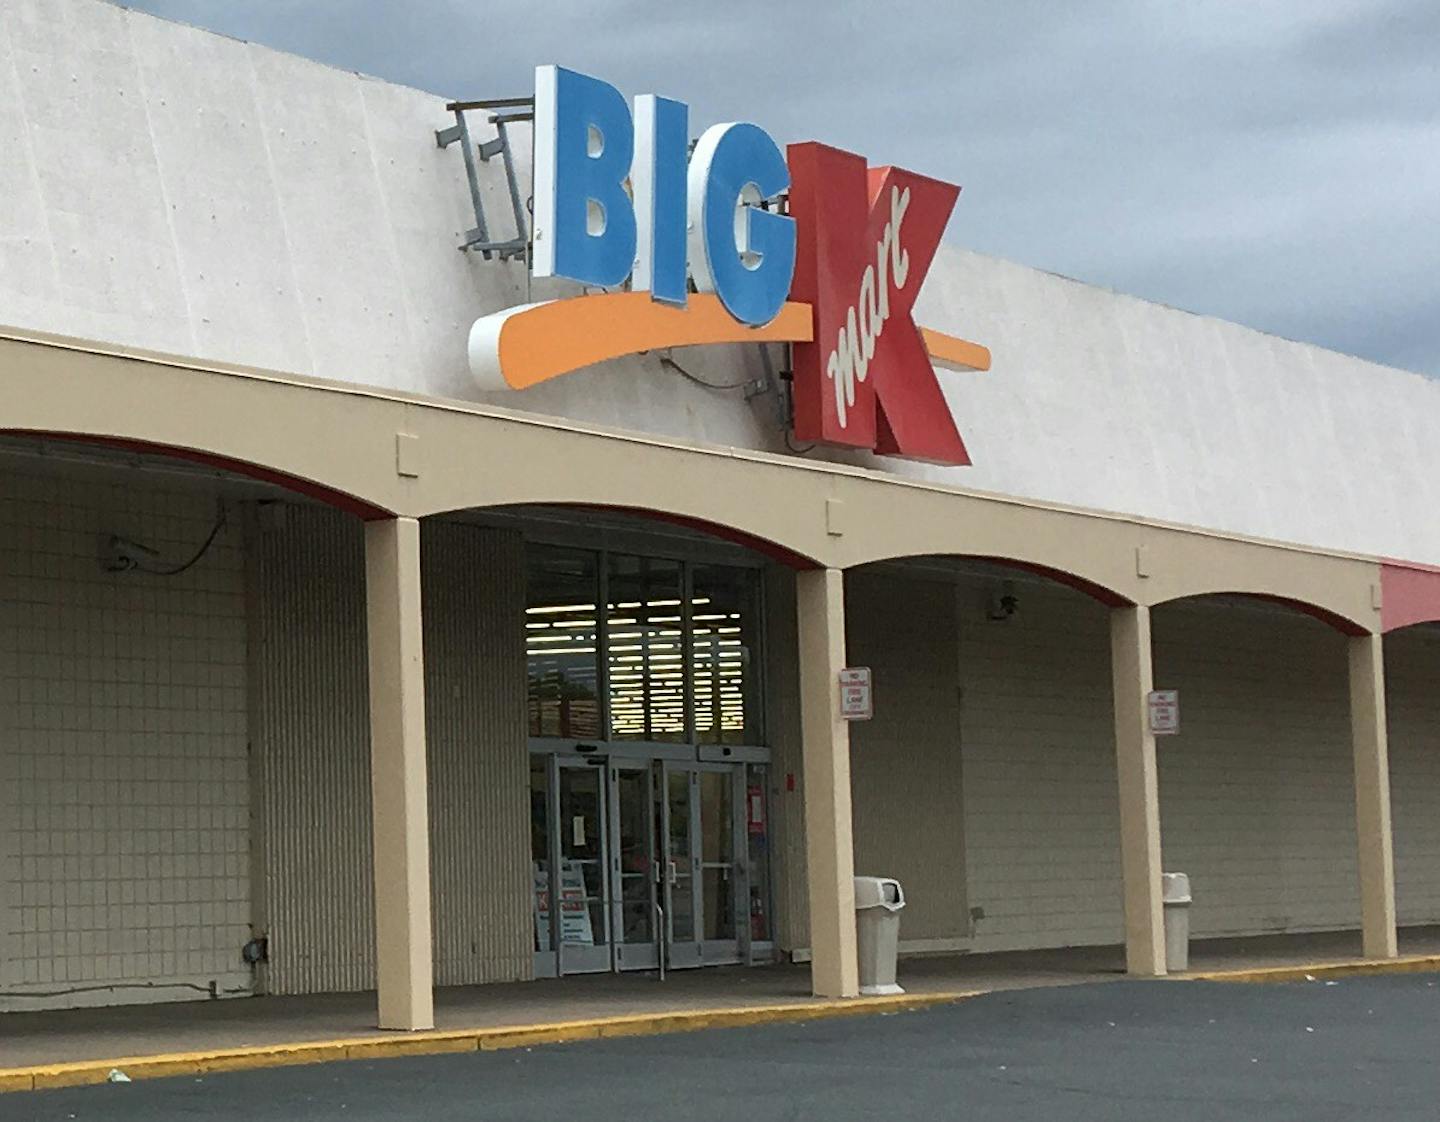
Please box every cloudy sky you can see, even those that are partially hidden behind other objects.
[125,0,1440,376]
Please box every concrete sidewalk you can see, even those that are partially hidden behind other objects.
[2,927,1437,1077]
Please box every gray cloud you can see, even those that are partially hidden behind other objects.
[122,0,1440,375]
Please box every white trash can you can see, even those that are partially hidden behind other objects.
[854,876,906,995]
[1162,872,1192,972]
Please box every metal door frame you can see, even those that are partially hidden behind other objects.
[608,759,660,971]
[698,762,746,966]
[529,745,765,978]
[660,759,747,969]
[554,756,613,975]
[659,760,702,969]
[532,753,560,979]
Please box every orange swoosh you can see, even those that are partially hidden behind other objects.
[921,328,992,372]
[469,291,989,391]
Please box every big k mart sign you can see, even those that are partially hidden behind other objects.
[468,65,990,466]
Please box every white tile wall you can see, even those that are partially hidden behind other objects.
[847,571,968,943]
[1153,600,1360,938]
[0,466,251,1010]
[1384,628,1440,925]
[957,579,1125,952]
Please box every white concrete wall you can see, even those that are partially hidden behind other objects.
[910,251,1438,568]
[5,0,1440,567]
[0,466,251,1010]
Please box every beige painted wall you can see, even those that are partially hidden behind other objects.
[846,571,967,944]
[247,507,531,995]
[1153,599,1361,938]
[0,467,251,1010]
[1384,628,1440,926]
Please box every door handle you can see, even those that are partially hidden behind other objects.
[667,860,678,886]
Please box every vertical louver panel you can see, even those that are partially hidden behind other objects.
[763,565,809,953]
[247,505,375,996]
[248,509,532,995]
[422,521,532,986]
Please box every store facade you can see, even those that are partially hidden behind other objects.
[4,0,1440,1033]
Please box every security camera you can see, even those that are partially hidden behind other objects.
[99,534,160,573]
[986,582,1019,621]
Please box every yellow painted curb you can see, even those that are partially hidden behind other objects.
[1183,954,1440,984]
[0,990,974,1094]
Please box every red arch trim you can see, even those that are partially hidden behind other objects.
[1153,591,1367,636]
[1380,561,1440,634]
[569,505,821,570]
[1242,593,1368,637]
[968,556,1132,607]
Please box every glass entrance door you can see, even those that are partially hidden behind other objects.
[698,766,744,965]
[555,759,611,974]
[533,749,750,976]
[660,761,745,969]
[609,761,659,970]
[660,763,701,969]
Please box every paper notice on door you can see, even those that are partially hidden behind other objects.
[533,863,552,952]
[558,860,594,945]
[572,815,586,847]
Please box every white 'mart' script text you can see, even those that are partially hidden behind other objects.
[825,186,911,427]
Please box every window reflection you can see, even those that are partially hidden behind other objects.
[607,555,686,742]
[525,545,762,746]
[526,548,601,739]
[692,564,760,745]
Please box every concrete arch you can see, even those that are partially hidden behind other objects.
[1,331,407,516]
[453,501,824,570]
[0,326,1391,643]
[817,474,1144,601]
[848,550,1133,607]
[6,432,391,519]
[1124,530,1381,637]
[409,404,841,567]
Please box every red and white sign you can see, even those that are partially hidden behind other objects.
[1147,689,1180,736]
[839,666,874,721]
[788,142,971,465]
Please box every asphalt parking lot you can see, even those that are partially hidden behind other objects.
[9,974,1440,1121]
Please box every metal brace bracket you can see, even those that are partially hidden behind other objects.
[435,97,532,260]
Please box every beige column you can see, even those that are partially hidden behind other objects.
[1348,632,1398,959]
[1110,605,1166,975]
[796,567,860,998]
[365,517,435,1030]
